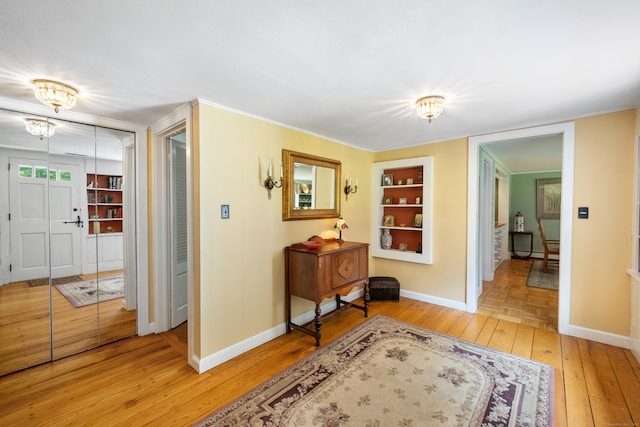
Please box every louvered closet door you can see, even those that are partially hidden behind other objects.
[171,138,187,328]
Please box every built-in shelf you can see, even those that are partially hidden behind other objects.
[86,174,123,234]
[371,156,433,264]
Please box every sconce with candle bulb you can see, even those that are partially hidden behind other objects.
[344,175,358,201]
[263,161,283,199]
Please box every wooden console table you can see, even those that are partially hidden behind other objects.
[285,241,369,345]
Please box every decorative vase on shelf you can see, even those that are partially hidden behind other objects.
[381,228,392,249]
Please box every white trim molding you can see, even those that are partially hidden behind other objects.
[149,102,195,369]
[467,122,575,338]
[400,289,467,312]
[565,324,630,349]
[196,289,364,373]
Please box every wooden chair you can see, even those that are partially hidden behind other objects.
[537,218,559,272]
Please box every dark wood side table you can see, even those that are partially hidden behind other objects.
[285,241,369,345]
[509,231,533,259]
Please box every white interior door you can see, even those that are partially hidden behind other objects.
[9,157,49,282]
[49,161,82,278]
[170,138,188,328]
[9,158,83,281]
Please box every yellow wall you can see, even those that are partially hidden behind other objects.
[373,139,468,303]
[570,110,635,335]
[371,111,636,336]
[190,104,636,361]
[193,102,374,357]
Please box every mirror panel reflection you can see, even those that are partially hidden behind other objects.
[282,150,341,221]
[0,108,136,375]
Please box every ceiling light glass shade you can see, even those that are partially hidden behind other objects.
[415,95,445,123]
[32,79,78,113]
[25,118,56,140]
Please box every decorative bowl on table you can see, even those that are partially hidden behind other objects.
[301,240,325,249]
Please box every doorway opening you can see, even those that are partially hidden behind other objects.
[477,137,562,330]
[150,103,195,370]
[467,122,575,336]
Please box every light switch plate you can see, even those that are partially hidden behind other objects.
[221,204,230,219]
[578,207,588,219]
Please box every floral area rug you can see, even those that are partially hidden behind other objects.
[526,259,559,291]
[195,315,554,426]
[55,276,124,307]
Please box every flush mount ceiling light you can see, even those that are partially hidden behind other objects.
[31,79,78,113]
[25,118,56,140]
[415,95,445,123]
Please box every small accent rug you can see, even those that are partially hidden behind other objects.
[195,315,554,426]
[55,276,124,308]
[526,259,559,291]
[27,275,83,287]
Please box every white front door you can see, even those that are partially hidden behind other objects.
[48,161,82,278]
[9,157,82,282]
[170,139,188,328]
[9,158,49,282]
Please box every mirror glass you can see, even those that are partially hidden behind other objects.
[282,149,341,220]
[0,108,136,375]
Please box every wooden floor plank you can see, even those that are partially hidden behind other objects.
[475,316,499,346]
[532,324,567,427]
[511,323,534,359]
[444,311,475,338]
[487,319,519,353]
[578,339,633,426]
[561,335,595,427]
[605,344,640,424]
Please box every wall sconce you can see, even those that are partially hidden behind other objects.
[263,161,282,200]
[344,176,358,201]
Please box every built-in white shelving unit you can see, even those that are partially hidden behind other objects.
[371,156,433,264]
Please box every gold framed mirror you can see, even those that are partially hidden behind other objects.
[282,149,341,221]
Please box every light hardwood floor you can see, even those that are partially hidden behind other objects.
[0,271,136,376]
[478,258,558,330]
[1,281,640,425]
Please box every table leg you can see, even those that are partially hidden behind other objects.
[364,281,370,317]
[313,304,322,346]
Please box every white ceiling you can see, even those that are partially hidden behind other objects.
[0,1,639,168]
[483,134,563,174]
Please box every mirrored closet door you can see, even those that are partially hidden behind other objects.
[0,108,137,375]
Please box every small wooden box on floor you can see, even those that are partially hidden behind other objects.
[369,276,400,301]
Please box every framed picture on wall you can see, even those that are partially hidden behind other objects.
[536,178,561,219]
[412,213,423,228]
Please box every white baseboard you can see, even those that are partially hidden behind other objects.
[400,289,467,311]
[196,290,364,374]
[566,323,630,349]
[194,286,631,374]
[137,321,155,336]
[196,323,287,374]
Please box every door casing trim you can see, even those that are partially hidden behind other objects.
[467,122,575,335]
